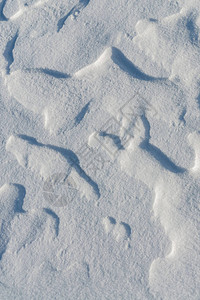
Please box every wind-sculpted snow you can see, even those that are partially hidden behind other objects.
[6,47,166,135]
[3,0,48,20]
[6,135,100,201]
[75,47,165,81]
[134,4,200,97]
[57,0,90,32]
[6,69,86,134]
[0,0,200,298]
[0,183,25,260]
[118,114,200,299]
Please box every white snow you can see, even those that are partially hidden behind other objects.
[0,0,200,299]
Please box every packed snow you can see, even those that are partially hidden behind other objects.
[0,0,199,299]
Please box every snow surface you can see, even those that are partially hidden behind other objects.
[0,0,200,299]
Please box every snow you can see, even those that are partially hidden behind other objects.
[0,0,200,299]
